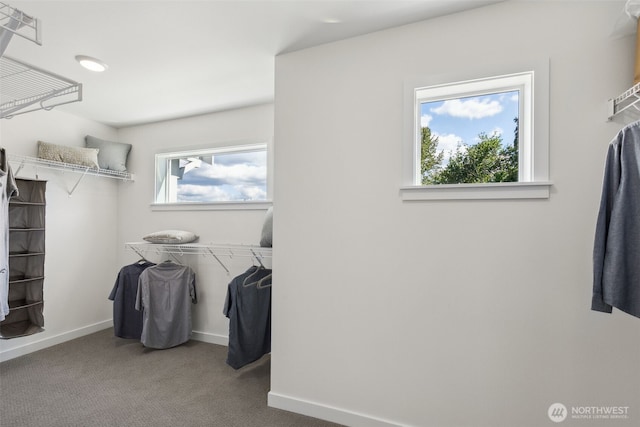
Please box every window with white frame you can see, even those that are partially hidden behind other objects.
[154,144,268,206]
[402,60,550,200]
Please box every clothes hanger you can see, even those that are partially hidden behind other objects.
[242,265,265,287]
[256,273,272,289]
[244,267,272,288]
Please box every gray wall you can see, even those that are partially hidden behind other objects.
[271,1,640,426]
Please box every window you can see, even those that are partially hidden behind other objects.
[402,59,550,200]
[154,143,269,209]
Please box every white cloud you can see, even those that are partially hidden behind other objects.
[177,184,230,202]
[431,97,503,119]
[177,161,267,202]
[436,133,463,152]
[433,132,464,163]
[239,186,267,200]
[190,162,267,184]
[421,114,433,128]
[177,183,266,202]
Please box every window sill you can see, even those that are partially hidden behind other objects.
[400,181,552,201]
[150,201,272,211]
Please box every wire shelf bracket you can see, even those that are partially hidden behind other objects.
[0,2,41,57]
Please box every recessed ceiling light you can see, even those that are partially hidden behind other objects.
[75,55,108,72]
[322,18,342,24]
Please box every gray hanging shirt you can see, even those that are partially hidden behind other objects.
[593,121,640,318]
[224,266,272,369]
[136,262,197,349]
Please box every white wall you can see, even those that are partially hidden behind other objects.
[271,2,640,426]
[0,109,120,360]
[116,103,274,344]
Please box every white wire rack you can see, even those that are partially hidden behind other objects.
[125,242,272,274]
[0,2,41,55]
[0,56,83,119]
[607,81,640,120]
[8,154,134,196]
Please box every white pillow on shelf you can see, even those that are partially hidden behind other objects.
[85,135,132,172]
[143,230,199,244]
[37,140,99,169]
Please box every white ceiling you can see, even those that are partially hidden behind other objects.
[5,0,504,128]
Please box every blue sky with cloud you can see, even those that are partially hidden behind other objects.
[176,151,267,202]
[421,90,519,161]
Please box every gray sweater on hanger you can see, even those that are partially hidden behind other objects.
[593,121,640,318]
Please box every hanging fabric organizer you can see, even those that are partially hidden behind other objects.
[0,178,46,338]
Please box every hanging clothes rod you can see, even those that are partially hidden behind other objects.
[124,242,272,274]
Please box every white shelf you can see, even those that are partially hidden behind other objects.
[0,56,82,119]
[0,2,41,55]
[1,3,81,118]
[125,242,272,274]
[607,82,640,120]
[8,154,134,196]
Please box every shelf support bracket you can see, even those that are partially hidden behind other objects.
[67,167,89,196]
[206,247,230,274]
[128,245,146,260]
[0,6,27,57]
[14,158,25,176]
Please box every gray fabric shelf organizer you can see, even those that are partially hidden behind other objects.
[1,178,45,338]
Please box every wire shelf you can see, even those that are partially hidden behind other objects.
[607,81,640,120]
[9,154,133,181]
[0,56,82,119]
[8,154,134,196]
[125,242,272,274]
[0,2,41,47]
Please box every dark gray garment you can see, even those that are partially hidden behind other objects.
[109,261,155,339]
[135,261,197,349]
[0,148,18,322]
[593,121,640,318]
[224,265,272,369]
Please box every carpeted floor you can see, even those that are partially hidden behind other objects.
[0,329,342,427]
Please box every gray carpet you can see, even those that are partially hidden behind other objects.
[0,329,342,427]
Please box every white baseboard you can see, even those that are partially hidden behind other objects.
[268,391,402,427]
[191,330,228,347]
[0,319,112,362]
